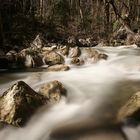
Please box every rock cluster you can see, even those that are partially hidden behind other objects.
[0,35,108,70]
[0,80,66,126]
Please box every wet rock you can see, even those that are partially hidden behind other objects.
[71,57,84,66]
[83,48,99,58]
[97,53,108,60]
[68,47,81,58]
[39,80,67,103]
[43,51,64,65]
[77,38,90,47]
[58,45,69,56]
[47,64,70,72]
[24,54,43,68]
[82,48,108,63]
[18,49,43,68]
[0,81,46,126]
[42,47,51,51]
[117,91,140,124]
[135,32,140,47]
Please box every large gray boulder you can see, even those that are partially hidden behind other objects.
[0,81,46,126]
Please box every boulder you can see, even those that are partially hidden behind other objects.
[82,48,108,63]
[97,53,108,60]
[135,32,140,47]
[0,81,46,126]
[117,91,140,124]
[68,47,81,58]
[43,51,64,65]
[82,48,98,58]
[71,57,84,66]
[47,64,70,72]
[17,49,43,68]
[39,80,67,103]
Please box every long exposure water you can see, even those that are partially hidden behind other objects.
[1,46,140,140]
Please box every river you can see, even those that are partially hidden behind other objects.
[0,46,140,140]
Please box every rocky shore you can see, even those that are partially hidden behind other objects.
[0,35,140,140]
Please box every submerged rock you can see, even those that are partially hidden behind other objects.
[39,80,67,103]
[68,47,81,58]
[47,64,70,72]
[0,81,46,126]
[117,91,140,124]
[43,51,64,65]
[71,57,84,66]
[0,49,4,56]
[93,53,108,63]
[82,48,108,63]
[82,48,99,58]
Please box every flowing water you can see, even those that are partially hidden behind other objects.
[1,46,140,140]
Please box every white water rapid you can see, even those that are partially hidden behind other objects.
[1,46,140,140]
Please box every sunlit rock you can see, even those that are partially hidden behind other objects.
[39,80,67,103]
[68,47,81,58]
[71,57,84,66]
[47,64,70,72]
[24,54,43,68]
[117,91,140,124]
[0,81,46,126]
[43,51,64,65]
